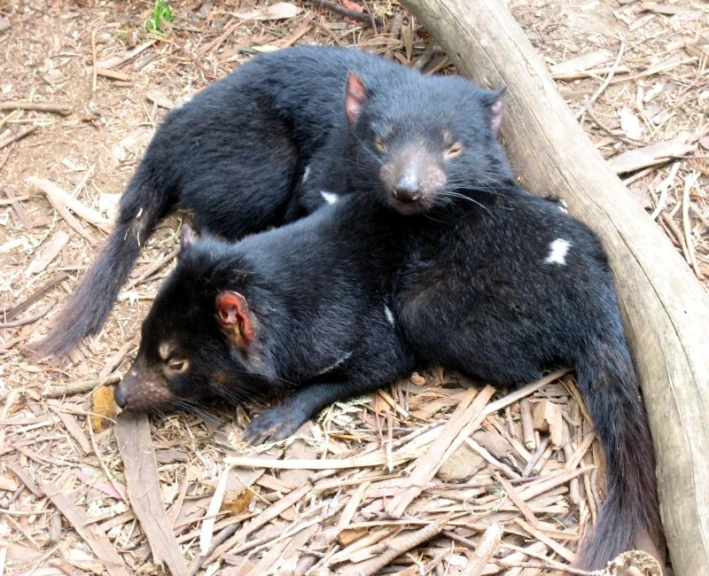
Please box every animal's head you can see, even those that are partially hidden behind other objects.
[343,71,512,215]
[114,226,271,414]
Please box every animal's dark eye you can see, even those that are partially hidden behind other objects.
[167,359,189,373]
[444,143,464,160]
[374,137,386,153]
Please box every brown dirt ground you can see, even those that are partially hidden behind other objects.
[0,0,706,575]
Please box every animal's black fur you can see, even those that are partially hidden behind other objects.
[34,46,507,358]
[115,196,415,443]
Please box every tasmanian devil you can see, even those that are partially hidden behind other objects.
[114,195,415,444]
[33,45,503,358]
[313,73,663,570]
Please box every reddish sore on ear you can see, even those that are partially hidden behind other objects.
[490,88,506,134]
[181,223,198,249]
[216,291,255,351]
[345,72,368,125]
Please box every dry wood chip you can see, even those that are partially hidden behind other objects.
[461,522,503,576]
[225,449,412,470]
[336,527,369,547]
[114,412,189,576]
[53,409,92,455]
[241,538,292,576]
[518,466,592,502]
[204,483,312,564]
[549,50,611,76]
[329,526,400,565]
[235,2,301,20]
[97,40,156,70]
[200,464,232,555]
[25,231,69,275]
[28,177,112,233]
[36,479,129,576]
[386,386,496,517]
[339,517,451,576]
[607,141,696,174]
[531,400,564,448]
[338,480,371,529]
[516,519,576,563]
[641,2,699,15]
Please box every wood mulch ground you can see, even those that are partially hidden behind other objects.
[0,0,706,574]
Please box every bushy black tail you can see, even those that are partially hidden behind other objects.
[574,340,663,569]
[32,165,170,358]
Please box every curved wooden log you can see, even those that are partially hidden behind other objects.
[400,0,709,573]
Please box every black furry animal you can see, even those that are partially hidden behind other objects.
[34,45,504,358]
[118,173,662,570]
[114,197,415,443]
[335,77,663,567]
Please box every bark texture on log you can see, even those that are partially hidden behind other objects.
[400,0,709,573]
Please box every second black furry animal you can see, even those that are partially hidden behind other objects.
[35,46,503,358]
[115,195,415,443]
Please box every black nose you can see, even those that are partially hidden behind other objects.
[392,174,422,203]
[114,384,127,409]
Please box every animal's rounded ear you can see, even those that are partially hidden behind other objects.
[216,291,256,351]
[345,72,368,125]
[487,87,507,134]
[181,224,198,249]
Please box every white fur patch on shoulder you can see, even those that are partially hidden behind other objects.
[384,305,395,326]
[544,238,571,265]
[302,165,311,183]
[321,191,339,205]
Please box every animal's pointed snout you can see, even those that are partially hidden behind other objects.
[392,171,422,203]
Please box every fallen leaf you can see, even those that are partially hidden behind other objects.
[222,489,254,515]
[235,2,301,20]
[92,386,117,432]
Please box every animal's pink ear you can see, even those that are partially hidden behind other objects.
[216,291,255,352]
[490,88,506,134]
[345,72,368,125]
[181,224,198,249]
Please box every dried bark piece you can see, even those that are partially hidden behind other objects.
[114,412,189,576]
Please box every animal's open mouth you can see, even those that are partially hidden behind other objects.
[388,193,428,215]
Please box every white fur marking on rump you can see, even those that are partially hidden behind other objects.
[302,165,311,183]
[544,238,571,265]
[384,305,395,326]
[321,191,339,204]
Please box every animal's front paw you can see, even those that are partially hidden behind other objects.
[243,404,309,444]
